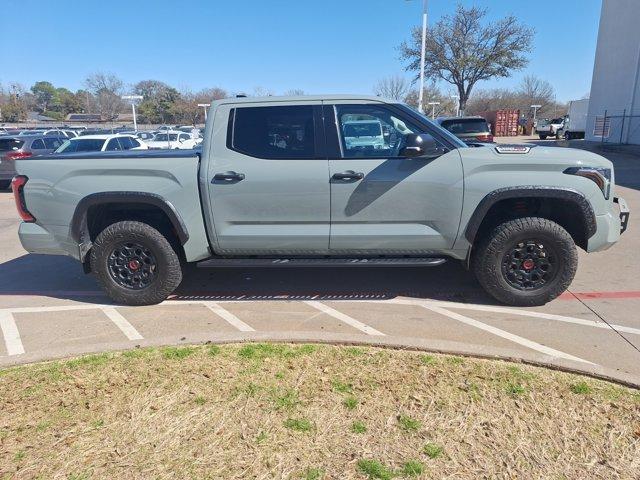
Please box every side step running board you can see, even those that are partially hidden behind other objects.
[197,257,447,268]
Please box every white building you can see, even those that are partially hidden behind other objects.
[586,0,640,144]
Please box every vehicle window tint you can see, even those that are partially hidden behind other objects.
[44,138,64,149]
[230,105,316,159]
[118,137,134,149]
[179,134,189,141]
[441,119,490,134]
[130,138,141,148]
[31,139,46,149]
[0,139,25,151]
[335,104,430,158]
[106,138,122,151]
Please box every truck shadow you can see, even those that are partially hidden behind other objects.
[0,254,494,305]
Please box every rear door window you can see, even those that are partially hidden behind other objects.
[44,138,65,149]
[229,105,316,159]
[118,137,134,149]
[31,139,46,150]
[105,138,123,151]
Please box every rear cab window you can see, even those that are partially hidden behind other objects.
[440,118,490,135]
[0,138,25,151]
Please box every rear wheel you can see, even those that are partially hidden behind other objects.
[0,180,11,190]
[90,221,183,305]
[472,217,578,306]
[539,134,548,140]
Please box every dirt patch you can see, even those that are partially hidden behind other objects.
[1,344,639,479]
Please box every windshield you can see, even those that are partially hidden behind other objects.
[441,118,490,135]
[154,134,179,141]
[56,138,105,153]
[398,104,468,149]
[343,123,382,137]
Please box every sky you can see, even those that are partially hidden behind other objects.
[0,0,602,102]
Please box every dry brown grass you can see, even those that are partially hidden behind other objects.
[0,344,639,479]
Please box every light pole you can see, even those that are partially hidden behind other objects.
[198,103,210,122]
[406,0,428,113]
[427,101,440,119]
[531,104,542,123]
[451,95,460,117]
[121,95,143,131]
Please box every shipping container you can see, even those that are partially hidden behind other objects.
[479,109,520,137]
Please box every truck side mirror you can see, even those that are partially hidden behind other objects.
[399,133,443,158]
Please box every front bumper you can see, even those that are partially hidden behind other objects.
[614,197,630,234]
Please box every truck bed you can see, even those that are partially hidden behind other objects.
[15,150,211,262]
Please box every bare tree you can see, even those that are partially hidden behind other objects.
[373,76,411,101]
[405,82,457,117]
[252,86,274,97]
[517,75,555,116]
[85,72,125,121]
[284,89,305,96]
[400,4,533,114]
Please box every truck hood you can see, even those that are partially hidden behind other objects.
[460,144,613,170]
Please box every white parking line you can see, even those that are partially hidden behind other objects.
[0,311,25,356]
[383,298,640,336]
[101,307,144,341]
[305,301,385,336]
[204,302,255,332]
[422,304,595,365]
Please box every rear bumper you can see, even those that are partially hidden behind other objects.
[18,222,69,256]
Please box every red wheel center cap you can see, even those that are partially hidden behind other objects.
[128,259,141,271]
[522,259,535,271]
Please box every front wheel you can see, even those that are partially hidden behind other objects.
[539,134,548,140]
[90,221,183,305]
[472,217,578,306]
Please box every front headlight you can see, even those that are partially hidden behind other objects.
[564,167,611,199]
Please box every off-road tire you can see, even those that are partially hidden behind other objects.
[90,221,182,306]
[0,180,11,190]
[472,217,578,306]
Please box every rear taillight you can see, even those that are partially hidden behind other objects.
[5,151,33,160]
[11,175,35,222]
[476,134,494,143]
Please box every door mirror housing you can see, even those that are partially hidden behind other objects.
[399,133,444,158]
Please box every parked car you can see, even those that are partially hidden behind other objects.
[342,120,386,151]
[556,99,589,140]
[135,131,157,142]
[12,95,628,307]
[145,131,198,149]
[536,118,565,139]
[436,116,494,143]
[54,134,148,153]
[0,135,66,189]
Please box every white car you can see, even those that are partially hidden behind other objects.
[54,134,149,153]
[145,131,198,149]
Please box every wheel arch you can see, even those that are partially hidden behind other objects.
[465,186,597,251]
[71,192,189,263]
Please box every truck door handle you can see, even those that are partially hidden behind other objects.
[332,171,364,181]
[213,171,245,182]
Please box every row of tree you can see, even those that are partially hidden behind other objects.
[0,75,233,124]
[374,74,567,119]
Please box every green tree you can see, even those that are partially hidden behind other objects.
[30,81,56,112]
[134,80,180,123]
[400,4,533,114]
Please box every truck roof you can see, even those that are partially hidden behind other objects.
[213,94,393,105]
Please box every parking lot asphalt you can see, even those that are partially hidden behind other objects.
[1,139,639,386]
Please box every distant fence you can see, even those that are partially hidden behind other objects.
[592,109,640,145]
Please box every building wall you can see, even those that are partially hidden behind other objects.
[586,0,640,144]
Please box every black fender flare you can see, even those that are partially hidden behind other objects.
[464,186,597,244]
[71,192,189,260]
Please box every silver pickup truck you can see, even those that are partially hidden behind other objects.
[11,95,629,307]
